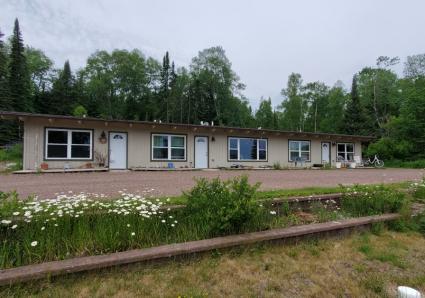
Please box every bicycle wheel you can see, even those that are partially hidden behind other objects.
[375,160,384,168]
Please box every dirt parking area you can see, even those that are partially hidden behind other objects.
[0,168,423,199]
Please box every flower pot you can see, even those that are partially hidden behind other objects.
[40,163,48,170]
[335,162,342,169]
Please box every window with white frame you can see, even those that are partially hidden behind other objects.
[45,128,92,160]
[152,134,186,160]
[337,143,354,161]
[288,140,311,161]
[228,137,267,161]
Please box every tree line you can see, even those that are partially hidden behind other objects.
[1,18,424,161]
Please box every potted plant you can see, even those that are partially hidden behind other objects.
[40,162,48,170]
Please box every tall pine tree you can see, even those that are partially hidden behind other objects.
[51,60,74,115]
[343,75,366,135]
[8,18,31,112]
[0,28,10,109]
[160,51,170,122]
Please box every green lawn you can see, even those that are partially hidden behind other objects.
[1,230,424,297]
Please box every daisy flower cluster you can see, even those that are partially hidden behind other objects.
[0,190,178,247]
[409,178,425,200]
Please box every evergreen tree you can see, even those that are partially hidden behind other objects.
[51,60,74,115]
[160,51,170,121]
[0,28,11,109]
[0,28,16,145]
[8,18,31,112]
[343,75,366,135]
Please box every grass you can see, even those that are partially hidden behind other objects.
[1,230,424,297]
[0,179,414,269]
[1,178,350,269]
[385,159,425,169]
[0,144,23,172]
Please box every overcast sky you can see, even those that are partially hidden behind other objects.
[1,0,425,109]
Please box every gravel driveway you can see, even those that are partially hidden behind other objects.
[1,169,423,199]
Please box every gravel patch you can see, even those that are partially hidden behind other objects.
[0,168,423,199]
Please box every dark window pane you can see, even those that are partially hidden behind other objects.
[153,136,168,147]
[259,140,266,150]
[259,150,266,160]
[229,149,238,160]
[240,139,256,160]
[171,148,185,159]
[301,152,310,161]
[47,145,67,158]
[229,138,238,149]
[153,148,168,159]
[347,153,354,161]
[346,144,354,152]
[301,141,310,151]
[337,144,345,152]
[171,136,184,147]
[71,145,90,158]
[290,151,299,161]
[48,131,67,144]
[72,132,91,144]
[289,141,299,151]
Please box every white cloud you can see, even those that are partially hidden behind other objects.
[1,0,425,109]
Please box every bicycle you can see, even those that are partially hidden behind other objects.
[364,155,384,168]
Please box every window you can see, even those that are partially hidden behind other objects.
[288,140,310,161]
[337,143,354,161]
[45,128,92,160]
[228,138,267,161]
[152,134,186,160]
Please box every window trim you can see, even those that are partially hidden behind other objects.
[44,127,93,161]
[227,137,268,162]
[151,133,187,161]
[288,140,311,162]
[337,142,355,161]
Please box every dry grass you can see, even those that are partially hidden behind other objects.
[1,231,425,297]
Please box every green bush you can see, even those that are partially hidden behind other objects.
[366,137,412,160]
[184,176,262,235]
[341,185,407,216]
[0,143,23,162]
[272,162,282,170]
[385,159,425,169]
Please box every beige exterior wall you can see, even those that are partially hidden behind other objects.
[22,118,363,170]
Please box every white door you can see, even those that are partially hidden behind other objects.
[195,136,208,168]
[321,142,330,164]
[109,132,127,169]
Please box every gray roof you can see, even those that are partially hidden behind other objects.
[0,111,375,141]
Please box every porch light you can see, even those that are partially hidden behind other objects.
[99,131,107,144]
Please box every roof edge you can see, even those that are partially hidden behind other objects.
[0,111,376,141]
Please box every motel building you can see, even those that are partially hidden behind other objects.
[0,111,374,172]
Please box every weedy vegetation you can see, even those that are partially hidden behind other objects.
[0,176,416,269]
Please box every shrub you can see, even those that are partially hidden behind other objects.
[341,184,408,216]
[385,159,425,169]
[0,143,22,162]
[184,176,262,235]
[366,137,412,160]
[272,162,282,170]
[410,178,425,202]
